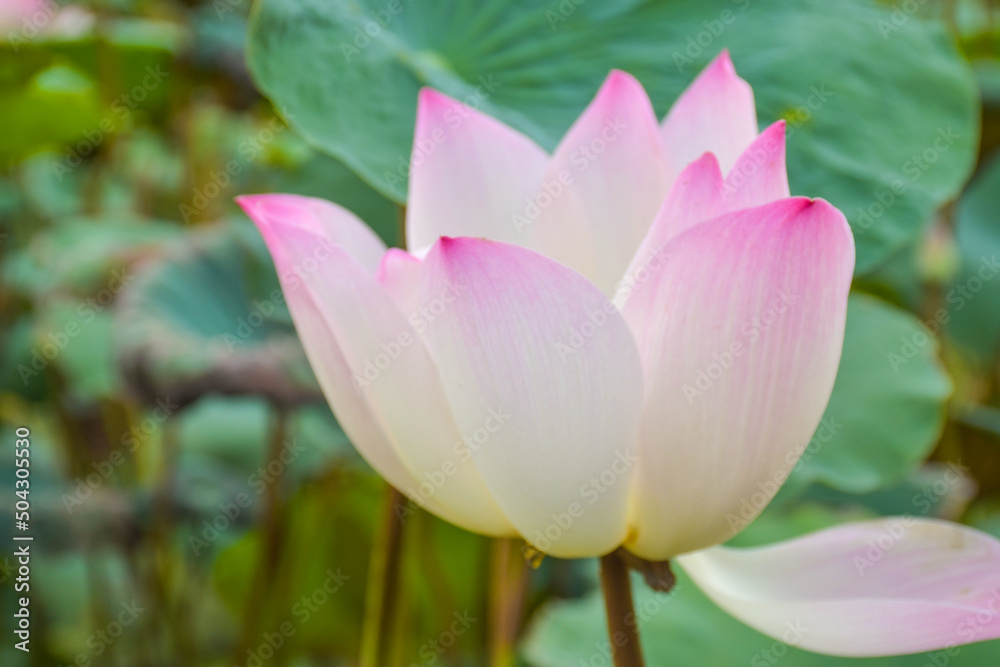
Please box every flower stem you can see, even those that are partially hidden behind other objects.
[360,484,406,667]
[234,407,288,665]
[599,549,646,667]
[488,538,529,667]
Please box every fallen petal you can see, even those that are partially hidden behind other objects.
[680,519,1000,657]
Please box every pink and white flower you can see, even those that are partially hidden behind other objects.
[238,52,1000,656]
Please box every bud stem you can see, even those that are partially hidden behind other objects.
[488,538,530,666]
[359,484,406,667]
[599,549,646,667]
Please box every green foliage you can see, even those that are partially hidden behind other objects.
[213,474,381,657]
[786,294,952,497]
[0,19,179,166]
[247,0,977,272]
[946,153,1000,363]
[112,221,321,406]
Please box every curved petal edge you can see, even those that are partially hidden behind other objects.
[679,519,1000,657]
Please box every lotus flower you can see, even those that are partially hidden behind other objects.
[238,52,1000,656]
[0,0,47,31]
[0,0,90,40]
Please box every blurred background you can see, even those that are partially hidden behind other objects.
[3,0,1000,664]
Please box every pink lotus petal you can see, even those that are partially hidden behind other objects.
[680,519,1000,656]
[530,70,672,295]
[405,89,548,253]
[621,198,855,560]
[722,120,789,210]
[375,247,423,314]
[414,237,644,558]
[0,0,49,31]
[617,121,790,295]
[616,153,727,300]
[236,194,387,273]
[661,50,758,174]
[239,196,515,536]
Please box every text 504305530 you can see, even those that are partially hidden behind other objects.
[13,426,32,653]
